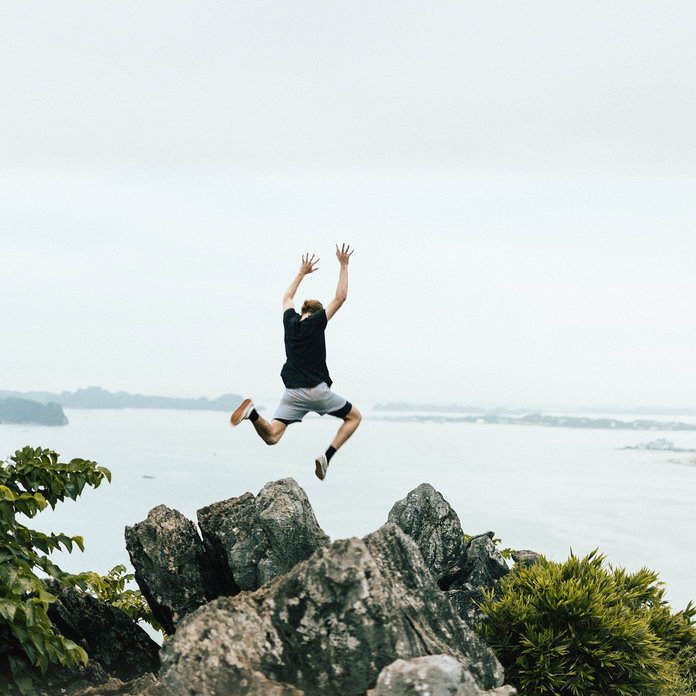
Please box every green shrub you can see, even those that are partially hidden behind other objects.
[0,446,111,695]
[476,550,696,696]
[76,564,164,636]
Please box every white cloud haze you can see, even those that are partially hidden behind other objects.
[2,1,695,408]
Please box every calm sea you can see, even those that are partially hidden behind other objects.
[2,407,695,610]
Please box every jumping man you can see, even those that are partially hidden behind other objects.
[230,243,362,480]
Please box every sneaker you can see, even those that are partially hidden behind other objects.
[315,453,328,481]
[230,398,254,426]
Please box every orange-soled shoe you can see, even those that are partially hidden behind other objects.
[230,398,254,426]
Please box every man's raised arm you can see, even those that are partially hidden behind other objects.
[325,243,354,321]
[283,253,319,311]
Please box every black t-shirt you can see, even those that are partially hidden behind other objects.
[280,308,332,388]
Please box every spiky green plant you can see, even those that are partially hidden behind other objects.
[476,550,696,696]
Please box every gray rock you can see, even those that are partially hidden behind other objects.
[367,656,519,696]
[125,504,224,635]
[368,655,481,696]
[387,483,465,582]
[150,523,503,696]
[439,534,510,628]
[363,524,504,690]
[511,549,541,568]
[43,673,158,696]
[44,580,160,682]
[442,534,510,592]
[38,661,110,696]
[444,586,489,628]
[197,477,329,592]
[460,534,510,589]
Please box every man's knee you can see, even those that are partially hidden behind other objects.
[266,431,285,445]
[264,423,286,445]
[347,407,362,424]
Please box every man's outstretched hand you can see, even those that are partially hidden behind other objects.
[300,253,320,275]
[336,243,354,266]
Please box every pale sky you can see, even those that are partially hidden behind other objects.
[2,2,696,408]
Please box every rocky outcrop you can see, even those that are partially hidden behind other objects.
[387,483,465,582]
[148,523,503,696]
[197,477,329,593]
[45,477,527,695]
[123,479,330,638]
[124,504,228,635]
[44,580,159,681]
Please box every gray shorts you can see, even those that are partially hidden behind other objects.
[273,382,352,425]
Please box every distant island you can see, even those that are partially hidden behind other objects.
[374,402,529,414]
[621,438,696,452]
[0,398,68,426]
[0,387,246,413]
[374,402,696,416]
[373,411,696,432]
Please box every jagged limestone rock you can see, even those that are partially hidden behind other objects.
[44,580,159,682]
[197,477,330,592]
[125,504,224,635]
[443,586,486,628]
[387,483,465,582]
[363,524,503,690]
[149,524,503,696]
[457,534,510,589]
[439,533,510,627]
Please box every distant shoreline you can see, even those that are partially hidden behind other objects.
[0,387,246,414]
[372,412,696,431]
[374,402,696,417]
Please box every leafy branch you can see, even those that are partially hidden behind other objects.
[0,446,111,696]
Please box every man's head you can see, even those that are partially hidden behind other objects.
[301,299,324,318]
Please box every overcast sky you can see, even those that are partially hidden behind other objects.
[2,1,696,408]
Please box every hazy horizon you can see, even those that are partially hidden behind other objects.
[4,384,696,416]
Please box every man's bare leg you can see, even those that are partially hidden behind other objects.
[252,415,287,446]
[315,406,362,480]
[329,406,362,450]
[231,398,287,445]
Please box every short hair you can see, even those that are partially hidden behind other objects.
[301,299,324,315]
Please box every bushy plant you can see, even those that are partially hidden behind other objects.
[476,550,696,696]
[0,446,111,695]
[76,564,164,635]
